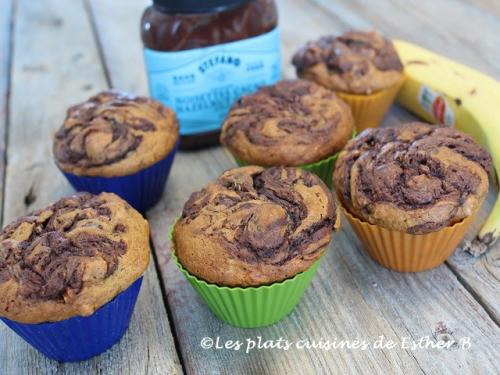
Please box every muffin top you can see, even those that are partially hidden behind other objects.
[53,91,179,177]
[334,123,491,233]
[292,31,403,94]
[220,80,354,166]
[173,166,339,287]
[0,192,150,323]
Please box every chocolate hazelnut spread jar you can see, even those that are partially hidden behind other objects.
[141,0,281,149]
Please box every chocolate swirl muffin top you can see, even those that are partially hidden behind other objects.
[334,123,491,234]
[0,192,150,323]
[292,31,403,94]
[173,166,339,287]
[220,80,354,166]
[53,91,178,177]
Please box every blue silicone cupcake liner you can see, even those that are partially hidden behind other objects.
[1,277,143,362]
[61,143,178,213]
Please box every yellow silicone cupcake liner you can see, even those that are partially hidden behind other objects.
[340,205,475,272]
[337,77,405,132]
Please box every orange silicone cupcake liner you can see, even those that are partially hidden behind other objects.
[337,77,405,132]
[340,205,475,272]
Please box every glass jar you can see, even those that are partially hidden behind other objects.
[141,0,281,149]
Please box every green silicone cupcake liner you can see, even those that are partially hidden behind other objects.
[169,223,322,328]
[234,153,338,188]
[232,131,356,188]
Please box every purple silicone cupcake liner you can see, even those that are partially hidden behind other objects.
[61,143,178,213]
[1,277,143,362]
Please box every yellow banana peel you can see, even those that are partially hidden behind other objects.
[393,39,500,255]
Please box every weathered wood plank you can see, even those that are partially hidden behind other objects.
[465,0,500,18]
[0,1,182,373]
[149,148,500,375]
[88,0,500,373]
[0,0,13,227]
[311,0,500,79]
[86,0,149,95]
[448,187,500,323]
[310,0,500,327]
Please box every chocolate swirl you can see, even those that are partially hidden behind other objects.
[174,166,338,287]
[53,91,178,175]
[0,193,127,301]
[220,80,353,166]
[334,124,491,233]
[292,31,403,94]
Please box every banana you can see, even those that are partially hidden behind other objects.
[393,39,500,255]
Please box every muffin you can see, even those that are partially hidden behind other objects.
[292,31,404,130]
[172,166,339,327]
[53,90,179,212]
[334,123,491,272]
[0,192,150,361]
[220,79,354,186]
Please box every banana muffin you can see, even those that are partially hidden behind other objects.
[292,31,403,95]
[173,166,339,287]
[54,90,178,177]
[220,79,354,167]
[0,192,150,323]
[334,123,491,233]
[53,91,179,212]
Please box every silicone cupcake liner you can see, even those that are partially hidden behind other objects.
[337,77,405,132]
[232,131,356,188]
[234,152,339,188]
[61,143,178,213]
[169,224,321,328]
[1,277,143,362]
[341,206,475,272]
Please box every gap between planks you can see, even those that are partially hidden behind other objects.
[0,0,16,228]
[83,0,112,88]
[0,0,182,373]
[83,1,189,373]
[61,1,500,372]
[307,0,500,330]
[446,262,500,326]
[149,238,189,375]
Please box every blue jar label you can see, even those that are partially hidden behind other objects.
[144,28,282,135]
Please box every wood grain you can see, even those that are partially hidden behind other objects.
[2,0,499,374]
[0,0,13,226]
[88,0,500,374]
[311,0,500,79]
[0,1,182,373]
[448,187,500,324]
[308,0,500,327]
[86,0,149,95]
[462,0,500,19]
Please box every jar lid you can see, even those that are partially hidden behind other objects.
[153,0,251,14]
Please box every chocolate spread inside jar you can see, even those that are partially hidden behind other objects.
[141,0,281,149]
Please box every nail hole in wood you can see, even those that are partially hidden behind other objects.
[24,186,36,206]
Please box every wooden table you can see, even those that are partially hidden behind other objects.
[1,0,499,374]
